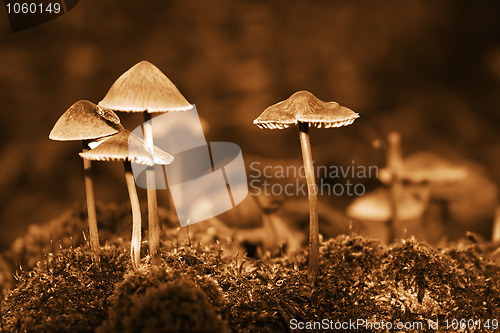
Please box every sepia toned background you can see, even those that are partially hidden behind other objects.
[0,0,499,248]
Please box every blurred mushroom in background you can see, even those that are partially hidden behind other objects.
[347,132,498,244]
[346,187,428,244]
[493,207,500,242]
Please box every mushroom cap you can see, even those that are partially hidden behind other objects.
[98,60,193,113]
[79,130,174,166]
[379,151,468,185]
[253,90,359,129]
[402,151,468,183]
[346,188,426,222]
[49,100,122,141]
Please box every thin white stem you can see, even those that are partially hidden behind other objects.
[142,112,160,264]
[124,161,142,271]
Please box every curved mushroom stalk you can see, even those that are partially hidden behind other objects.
[80,129,174,270]
[123,161,142,270]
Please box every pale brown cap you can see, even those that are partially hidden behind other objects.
[346,188,426,222]
[98,60,193,113]
[253,90,359,129]
[379,151,468,185]
[79,130,174,166]
[49,100,122,141]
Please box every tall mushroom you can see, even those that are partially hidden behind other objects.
[49,100,122,262]
[98,60,192,263]
[79,129,174,270]
[253,90,359,284]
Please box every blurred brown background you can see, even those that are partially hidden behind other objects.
[0,0,499,249]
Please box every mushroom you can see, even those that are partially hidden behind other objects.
[346,187,427,243]
[380,150,468,190]
[378,133,468,241]
[79,129,173,270]
[384,132,404,242]
[253,90,359,284]
[49,100,122,261]
[98,60,192,263]
[379,134,468,188]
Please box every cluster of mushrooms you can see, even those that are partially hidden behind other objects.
[50,61,191,270]
[50,60,360,283]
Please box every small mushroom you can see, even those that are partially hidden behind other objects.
[346,187,427,242]
[378,133,468,241]
[379,145,468,188]
[49,100,122,261]
[79,130,173,270]
[98,60,192,263]
[384,132,404,242]
[253,90,359,284]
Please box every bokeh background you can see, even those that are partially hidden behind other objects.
[1,0,499,249]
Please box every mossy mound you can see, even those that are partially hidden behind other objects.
[98,268,228,333]
[2,245,129,332]
[1,235,499,332]
[210,236,500,332]
[4,203,132,272]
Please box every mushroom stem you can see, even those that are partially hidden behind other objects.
[388,179,403,242]
[142,112,161,264]
[81,141,100,262]
[298,122,319,285]
[387,132,403,243]
[123,161,142,271]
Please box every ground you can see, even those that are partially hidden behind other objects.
[0,205,498,332]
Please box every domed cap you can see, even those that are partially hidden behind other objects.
[253,90,359,129]
[346,188,426,222]
[49,100,122,141]
[98,60,193,113]
[379,151,468,185]
[401,152,468,184]
[79,130,174,166]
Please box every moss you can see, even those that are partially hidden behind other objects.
[1,232,499,332]
[312,236,384,321]
[443,245,500,319]
[4,202,132,277]
[379,240,500,323]
[97,250,228,333]
[100,279,228,333]
[2,245,129,332]
[215,260,295,332]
